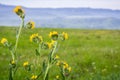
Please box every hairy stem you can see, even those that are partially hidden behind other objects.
[44,41,57,80]
[14,18,24,56]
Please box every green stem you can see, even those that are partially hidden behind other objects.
[10,50,15,61]
[51,41,57,57]
[44,63,50,80]
[38,43,41,56]
[44,41,57,80]
[14,18,24,55]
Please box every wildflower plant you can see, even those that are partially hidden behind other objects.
[1,6,71,80]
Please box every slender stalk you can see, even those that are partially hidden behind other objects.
[38,43,41,53]
[44,63,50,80]
[14,18,24,55]
[51,41,57,57]
[10,50,15,61]
[44,41,57,80]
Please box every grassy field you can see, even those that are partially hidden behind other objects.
[0,26,120,80]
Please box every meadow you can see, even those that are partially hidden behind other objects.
[0,26,120,80]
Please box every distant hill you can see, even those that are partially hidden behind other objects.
[0,3,120,29]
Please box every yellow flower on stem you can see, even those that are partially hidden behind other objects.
[46,42,52,49]
[26,21,35,29]
[56,75,59,79]
[30,33,43,43]
[11,60,16,68]
[62,32,68,40]
[11,60,15,65]
[49,31,58,40]
[1,38,8,45]
[68,67,72,72]
[55,55,59,59]
[13,6,25,18]
[23,61,29,67]
[31,75,37,80]
[41,41,53,49]
[56,61,61,66]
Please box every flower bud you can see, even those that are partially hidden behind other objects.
[13,6,25,18]
[1,38,8,46]
[30,33,43,43]
[31,75,37,80]
[62,32,68,40]
[49,31,58,40]
[26,21,35,29]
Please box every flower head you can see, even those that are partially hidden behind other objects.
[56,75,59,79]
[45,42,52,49]
[55,55,59,59]
[1,38,8,45]
[10,60,16,68]
[26,21,35,29]
[42,40,56,49]
[11,60,15,65]
[23,61,29,67]
[30,33,43,43]
[63,62,69,69]
[56,61,61,66]
[49,31,58,40]
[31,75,37,80]
[62,32,68,40]
[13,6,25,18]
[68,67,72,72]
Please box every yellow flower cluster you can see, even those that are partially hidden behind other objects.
[13,6,24,18]
[62,32,68,40]
[31,75,37,80]
[49,31,58,40]
[23,61,29,67]
[63,62,71,72]
[56,61,71,72]
[26,21,35,29]
[1,38,8,45]
[43,40,56,49]
[30,33,43,43]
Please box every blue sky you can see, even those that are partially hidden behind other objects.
[0,0,120,10]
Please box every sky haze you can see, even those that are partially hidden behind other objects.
[0,0,120,10]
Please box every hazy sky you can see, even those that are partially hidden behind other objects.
[0,0,120,10]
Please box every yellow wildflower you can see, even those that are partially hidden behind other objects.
[51,40,56,45]
[1,38,8,45]
[46,42,52,49]
[68,67,72,72]
[62,32,68,40]
[63,62,69,69]
[13,6,25,18]
[31,75,37,80]
[26,21,35,29]
[11,60,15,65]
[23,61,29,67]
[55,55,59,59]
[13,6,22,13]
[30,33,43,43]
[49,31,58,40]
[56,61,60,66]
[56,75,59,79]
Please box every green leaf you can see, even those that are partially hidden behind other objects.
[42,60,47,72]
[35,49,40,56]
[45,73,49,80]
[9,67,13,80]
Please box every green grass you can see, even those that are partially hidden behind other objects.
[0,26,120,80]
